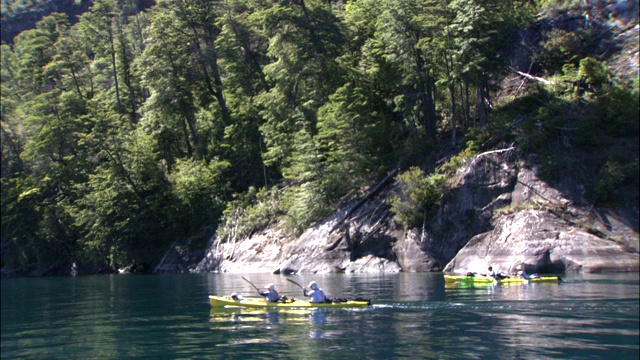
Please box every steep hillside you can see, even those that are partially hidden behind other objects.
[183,1,639,275]
[1,0,155,44]
[2,1,637,277]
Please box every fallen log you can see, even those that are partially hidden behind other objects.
[328,169,399,235]
[512,69,555,85]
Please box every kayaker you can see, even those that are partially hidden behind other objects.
[258,283,280,302]
[303,281,327,303]
[486,266,496,277]
[486,266,508,280]
[516,264,539,280]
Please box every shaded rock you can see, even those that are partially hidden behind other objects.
[393,230,440,272]
[425,148,519,265]
[443,150,638,275]
[154,239,205,274]
[196,190,408,274]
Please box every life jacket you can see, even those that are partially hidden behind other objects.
[305,288,326,303]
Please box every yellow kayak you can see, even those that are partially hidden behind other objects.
[209,295,371,308]
[444,274,561,283]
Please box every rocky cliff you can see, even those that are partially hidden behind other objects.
[183,147,638,275]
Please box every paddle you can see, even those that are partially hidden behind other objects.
[242,276,260,293]
[286,278,304,290]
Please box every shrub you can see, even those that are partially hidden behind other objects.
[536,28,593,74]
[595,156,640,205]
[217,186,280,243]
[280,181,331,235]
[390,167,447,228]
[463,127,491,153]
[440,148,476,176]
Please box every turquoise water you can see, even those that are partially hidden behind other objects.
[2,273,638,359]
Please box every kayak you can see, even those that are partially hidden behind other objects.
[444,274,561,283]
[209,295,371,308]
[445,281,496,289]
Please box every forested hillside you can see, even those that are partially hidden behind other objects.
[2,0,638,276]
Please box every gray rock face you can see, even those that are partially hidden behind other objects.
[196,200,403,274]
[442,149,638,274]
[192,148,638,274]
[443,209,639,274]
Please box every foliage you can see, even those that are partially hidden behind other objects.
[535,28,593,73]
[595,156,639,205]
[217,186,280,244]
[535,0,586,11]
[169,157,231,241]
[1,0,636,274]
[390,167,447,228]
[69,129,178,269]
[439,147,477,177]
[562,58,640,147]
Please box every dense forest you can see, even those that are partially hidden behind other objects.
[1,0,638,276]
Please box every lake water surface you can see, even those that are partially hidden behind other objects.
[2,272,638,359]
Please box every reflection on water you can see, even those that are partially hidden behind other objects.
[2,273,638,359]
[210,307,332,340]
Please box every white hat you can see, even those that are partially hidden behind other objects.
[266,283,275,291]
[308,281,318,290]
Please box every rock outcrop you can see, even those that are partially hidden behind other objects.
[443,151,639,274]
[191,147,638,274]
[194,195,403,274]
[443,208,639,274]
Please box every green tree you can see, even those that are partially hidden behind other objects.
[78,0,124,115]
[316,83,375,199]
[70,127,177,269]
[374,0,439,143]
[1,13,95,274]
[447,0,510,128]
[390,166,447,228]
[161,0,232,128]
[137,8,202,162]
[169,157,231,241]
[256,0,346,169]
[280,127,329,234]
[215,0,274,191]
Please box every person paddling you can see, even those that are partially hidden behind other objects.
[303,281,327,303]
[486,266,508,280]
[258,283,280,302]
[516,264,539,280]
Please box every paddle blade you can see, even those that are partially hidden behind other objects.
[286,278,304,289]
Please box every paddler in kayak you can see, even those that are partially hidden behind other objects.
[258,283,280,302]
[485,266,509,280]
[303,281,327,303]
[516,264,539,280]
